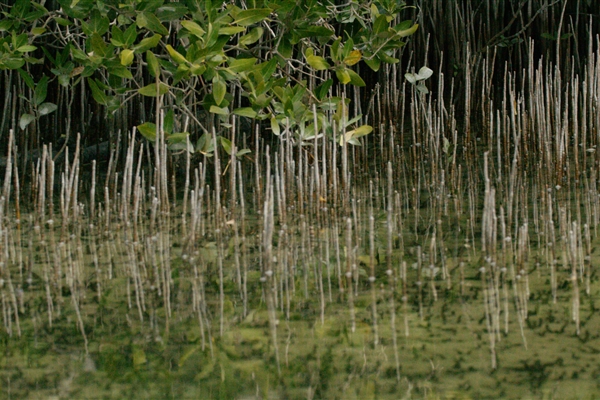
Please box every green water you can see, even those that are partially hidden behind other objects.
[0,193,598,400]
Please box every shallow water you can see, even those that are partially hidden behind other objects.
[0,183,599,400]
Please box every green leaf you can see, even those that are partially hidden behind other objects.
[137,122,157,142]
[34,75,48,106]
[373,15,389,35]
[228,57,257,73]
[138,82,169,97]
[219,26,245,35]
[17,68,35,90]
[146,51,160,78]
[347,69,365,87]
[134,34,162,53]
[108,65,134,79]
[335,68,351,84]
[120,49,134,66]
[166,45,187,64]
[306,55,330,70]
[89,10,109,35]
[87,78,108,105]
[90,33,108,57]
[233,107,257,118]
[314,79,333,101]
[111,25,124,47]
[364,56,381,72]
[31,27,46,36]
[239,27,263,46]
[344,50,361,66]
[270,117,280,136]
[277,36,292,58]
[233,8,272,26]
[396,23,418,38]
[38,102,57,116]
[220,136,232,155]
[16,45,37,53]
[339,125,373,145]
[137,11,169,36]
[181,20,206,38]
[212,75,226,106]
[209,105,228,115]
[196,133,215,155]
[123,24,137,46]
[164,109,174,134]
[19,113,35,130]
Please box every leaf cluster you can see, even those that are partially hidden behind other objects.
[3,0,418,150]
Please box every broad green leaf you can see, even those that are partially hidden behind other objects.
[378,52,399,64]
[339,125,373,145]
[220,136,232,155]
[373,15,389,35]
[16,45,37,53]
[347,124,372,138]
[19,113,35,130]
[90,33,108,57]
[181,20,205,38]
[277,36,292,58]
[212,75,226,106]
[236,148,251,157]
[233,8,272,26]
[344,50,361,66]
[233,107,257,118]
[228,57,257,73]
[335,68,351,84]
[396,23,418,37]
[2,58,25,69]
[196,133,214,155]
[146,51,160,77]
[0,20,13,31]
[166,45,188,64]
[87,78,108,105]
[209,105,228,115]
[270,117,280,136]
[219,26,245,35]
[137,122,157,141]
[134,34,162,53]
[347,69,365,87]
[31,27,46,36]
[190,64,206,75]
[17,68,35,90]
[137,11,169,36]
[364,56,381,71]
[306,55,330,70]
[239,27,263,46]
[138,82,169,97]
[120,49,134,66]
[314,79,333,101]
[108,65,134,79]
[34,76,48,106]
[88,10,109,35]
[53,17,72,26]
[123,24,137,46]
[164,109,174,133]
[111,25,124,47]
[38,102,57,116]
[168,132,190,143]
